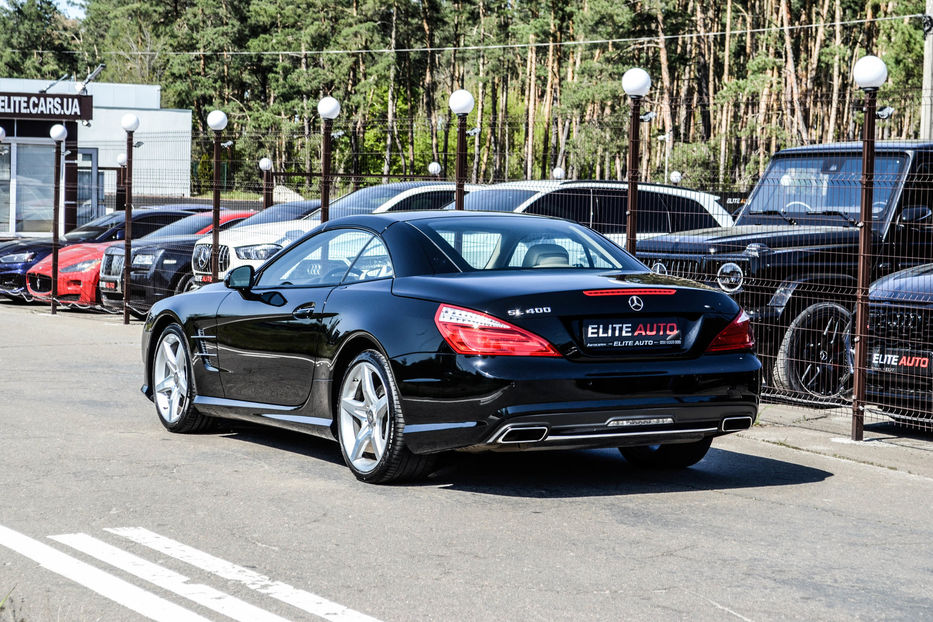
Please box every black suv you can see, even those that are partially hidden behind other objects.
[638,141,933,401]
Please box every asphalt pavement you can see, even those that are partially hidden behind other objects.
[1,300,931,621]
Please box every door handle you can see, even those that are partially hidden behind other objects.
[292,302,316,319]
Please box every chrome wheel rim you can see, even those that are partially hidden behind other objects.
[339,362,389,473]
[153,332,190,423]
[792,310,852,398]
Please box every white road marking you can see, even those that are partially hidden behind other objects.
[0,524,210,622]
[108,527,382,622]
[51,532,293,622]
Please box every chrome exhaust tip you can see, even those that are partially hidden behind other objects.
[494,425,550,444]
[721,416,753,432]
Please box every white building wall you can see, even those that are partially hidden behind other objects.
[84,107,193,198]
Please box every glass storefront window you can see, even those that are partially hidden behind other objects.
[15,144,54,233]
[0,146,9,232]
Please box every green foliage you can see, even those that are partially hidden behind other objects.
[0,0,925,191]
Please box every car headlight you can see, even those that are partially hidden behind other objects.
[0,252,36,263]
[61,259,101,273]
[235,244,281,260]
[716,262,744,293]
[132,253,156,267]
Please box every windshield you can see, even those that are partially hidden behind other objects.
[303,185,424,221]
[443,189,537,212]
[410,215,641,272]
[234,201,320,228]
[140,212,214,238]
[740,153,907,225]
[63,212,125,242]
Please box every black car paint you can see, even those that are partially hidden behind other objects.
[143,212,760,456]
[865,264,933,421]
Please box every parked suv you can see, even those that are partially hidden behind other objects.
[448,180,733,247]
[866,263,933,428]
[637,141,933,401]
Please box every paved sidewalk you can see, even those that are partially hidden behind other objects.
[743,402,933,479]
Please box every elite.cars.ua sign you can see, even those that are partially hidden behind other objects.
[0,92,93,121]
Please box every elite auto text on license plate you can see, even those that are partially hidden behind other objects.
[583,318,682,350]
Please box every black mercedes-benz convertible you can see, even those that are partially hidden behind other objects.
[141,211,760,483]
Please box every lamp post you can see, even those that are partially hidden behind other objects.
[850,54,888,442]
[622,68,651,255]
[207,110,227,281]
[49,124,67,315]
[669,170,682,186]
[428,161,442,178]
[317,97,341,223]
[449,89,475,210]
[120,114,139,324]
[259,157,273,210]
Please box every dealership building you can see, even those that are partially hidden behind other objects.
[0,78,191,237]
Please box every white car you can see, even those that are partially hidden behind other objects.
[191,182,477,284]
[448,180,733,247]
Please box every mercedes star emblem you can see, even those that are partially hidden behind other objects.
[628,296,644,311]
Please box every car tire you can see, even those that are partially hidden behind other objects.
[337,349,435,484]
[151,323,212,433]
[619,437,713,469]
[773,302,853,402]
[174,273,199,295]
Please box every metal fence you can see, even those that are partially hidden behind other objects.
[1,98,932,436]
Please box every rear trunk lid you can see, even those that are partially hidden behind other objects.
[393,270,743,359]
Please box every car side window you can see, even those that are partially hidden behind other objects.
[525,189,594,225]
[392,191,455,211]
[593,190,671,235]
[256,229,373,288]
[668,197,717,231]
[342,237,394,283]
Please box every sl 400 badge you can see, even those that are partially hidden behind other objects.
[508,306,551,317]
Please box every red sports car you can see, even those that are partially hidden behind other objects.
[27,210,254,306]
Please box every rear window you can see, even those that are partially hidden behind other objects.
[411,215,642,272]
[140,212,213,238]
[452,189,538,212]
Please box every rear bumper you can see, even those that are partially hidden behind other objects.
[394,352,761,454]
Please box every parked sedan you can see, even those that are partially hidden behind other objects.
[866,264,933,428]
[1,205,205,301]
[28,209,229,306]
[142,211,760,483]
[190,182,476,286]
[98,210,255,314]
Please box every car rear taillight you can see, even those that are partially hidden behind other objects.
[434,304,561,357]
[706,310,755,353]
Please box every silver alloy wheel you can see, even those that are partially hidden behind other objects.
[153,332,190,424]
[339,361,390,474]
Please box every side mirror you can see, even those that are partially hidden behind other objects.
[225,265,254,290]
[898,206,932,226]
[114,229,125,241]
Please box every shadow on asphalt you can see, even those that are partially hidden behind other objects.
[423,447,833,497]
[217,422,346,467]
[216,421,832,496]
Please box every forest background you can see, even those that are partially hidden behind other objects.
[0,0,928,195]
